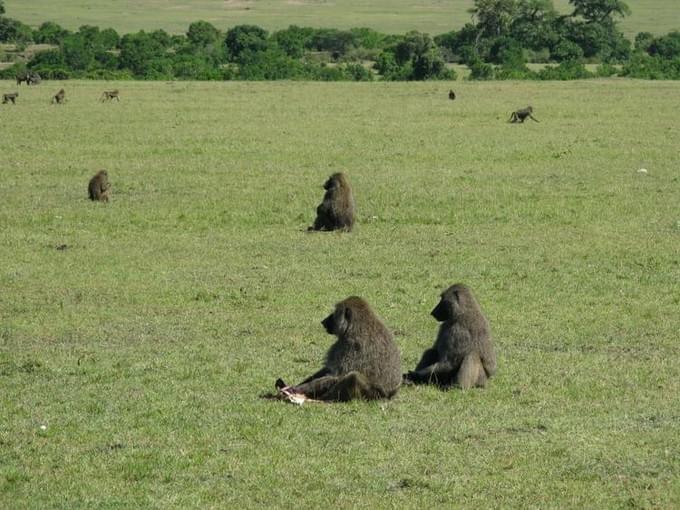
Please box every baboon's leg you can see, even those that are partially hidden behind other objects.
[321,371,373,401]
[408,360,455,385]
[456,353,485,389]
[528,114,539,123]
[414,348,439,371]
[293,375,340,398]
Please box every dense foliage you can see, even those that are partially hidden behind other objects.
[1,0,679,80]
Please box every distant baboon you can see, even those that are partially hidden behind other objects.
[16,73,28,86]
[509,106,539,123]
[2,92,18,104]
[308,172,356,232]
[448,89,456,100]
[100,89,120,102]
[278,297,401,401]
[52,89,66,104]
[404,284,496,389]
[88,170,111,202]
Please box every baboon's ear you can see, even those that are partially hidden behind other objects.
[344,306,352,323]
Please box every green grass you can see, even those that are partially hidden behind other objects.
[5,0,680,37]
[1,79,679,508]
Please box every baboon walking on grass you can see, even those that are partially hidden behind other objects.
[404,284,496,389]
[277,297,401,401]
[2,92,18,104]
[509,106,539,123]
[308,172,356,232]
[88,170,111,202]
[100,90,120,102]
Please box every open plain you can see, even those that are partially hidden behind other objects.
[1,79,679,507]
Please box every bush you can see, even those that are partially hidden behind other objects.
[648,31,680,59]
[536,60,593,80]
[595,63,618,77]
[468,58,494,80]
[620,54,680,79]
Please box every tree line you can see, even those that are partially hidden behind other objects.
[1,0,679,81]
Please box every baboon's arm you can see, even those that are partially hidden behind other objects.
[298,366,331,385]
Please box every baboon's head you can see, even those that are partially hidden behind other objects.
[323,172,346,191]
[322,296,370,336]
[431,284,475,322]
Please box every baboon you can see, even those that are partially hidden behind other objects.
[308,172,356,232]
[100,89,120,102]
[509,106,539,123]
[88,170,111,202]
[52,89,66,104]
[16,73,28,86]
[2,92,18,104]
[277,296,401,402]
[448,89,456,100]
[404,284,496,389]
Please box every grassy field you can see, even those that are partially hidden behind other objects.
[1,79,679,508]
[5,0,680,38]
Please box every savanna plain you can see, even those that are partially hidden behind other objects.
[6,0,680,37]
[1,79,679,508]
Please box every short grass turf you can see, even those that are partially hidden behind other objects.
[1,79,679,508]
[5,0,679,38]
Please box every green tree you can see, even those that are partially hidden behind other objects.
[187,20,220,47]
[0,1,5,15]
[225,25,269,61]
[62,33,94,70]
[33,21,70,44]
[569,0,630,24]
[119,31,167,76]
[469,0,518,39]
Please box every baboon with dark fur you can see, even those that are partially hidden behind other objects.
[100,90,120,102]
[278,296,401,401]
[308,172,356,232]
[2,92,18,104]
[404,284,496,389]
[88,170,111,202]
[448,89,456,100]
[52,89,66,104]
[509,106,539,123]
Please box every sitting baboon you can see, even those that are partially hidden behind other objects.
[2,92,18,104]
[88,170,111,202]
[52,89,66,104]
[404,284,496,389]
[277,296,401,402]
[100,89,120,102]
[16,73,28,86]
[308,172,356,232]
[509,106,539,123]
[448,89,456,100]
